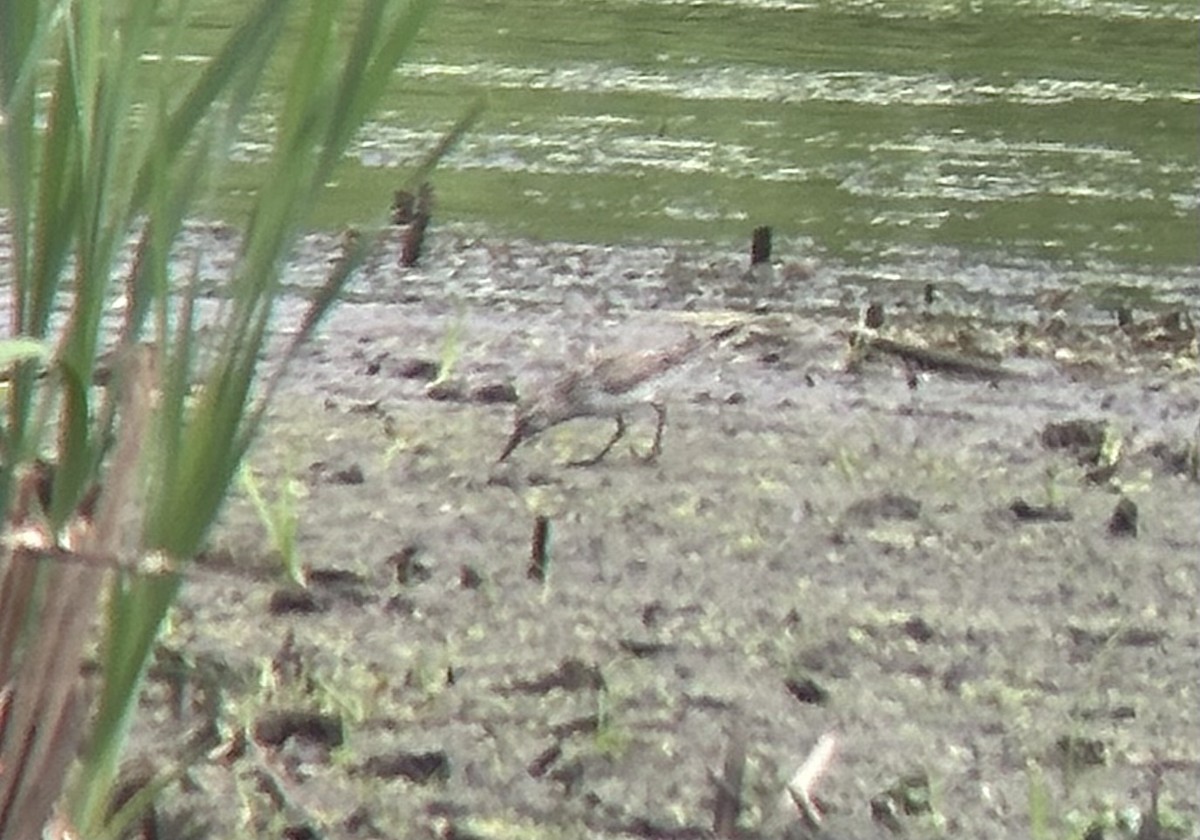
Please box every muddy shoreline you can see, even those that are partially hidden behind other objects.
[121,230,1198,839]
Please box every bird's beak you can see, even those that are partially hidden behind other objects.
[497,423,525,462]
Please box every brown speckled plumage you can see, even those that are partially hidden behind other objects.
[499,329,730,466]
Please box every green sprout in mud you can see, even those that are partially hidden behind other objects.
[239,464,307,586]
[253,649,377,732]
[592,683,630,758]
[1098,426,1122,471]
[1184,419,1200,482]
[404,648,454,704]
[1027,761,1193,840]
[1042,465,1063,508]
[1027,762,1055,840]
[432,306,467,387]
[308,666,374,725]
[834,446,862,481]
[381,416,408,466]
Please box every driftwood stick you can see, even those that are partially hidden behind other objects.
[868,337,1020,381]
[784,731,838,828]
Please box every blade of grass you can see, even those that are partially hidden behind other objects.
[3,2,467,837]
[130,0,289,209]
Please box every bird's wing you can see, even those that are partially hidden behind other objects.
[594,336,701,395]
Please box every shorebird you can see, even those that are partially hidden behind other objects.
[498,326,736,467]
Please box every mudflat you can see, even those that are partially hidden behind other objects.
[139,235,1198,839]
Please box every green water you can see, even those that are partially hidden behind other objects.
[346,0,1199,268]
[18,0,1200,270]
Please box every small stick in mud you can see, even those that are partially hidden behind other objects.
[527,515,551,583]
[711,731,747,838]
[783,730,838,829]
[866,336,1020,382]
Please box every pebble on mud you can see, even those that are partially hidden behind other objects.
[426,379,466,401]
[1055,734,1108,768]
[357,749,450,784]
[268,587,326,615]
[459,564,483,589]
[784,675,830,706]
[394,357,440,380]
[1041,418,1108,465]
[1108,496,1138,537]
[1009,498,1073,523]
[390,544,430,585]
[329,463,365,485]
[253,710,344,749]
[470,381,518,404]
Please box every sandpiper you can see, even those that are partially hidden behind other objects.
[498,326,736,467]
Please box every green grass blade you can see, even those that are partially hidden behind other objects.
[319,0,438,175]
[74,570,183,835]
[402,97,484,192]
[131,0,288,209]
[4,1,459,836]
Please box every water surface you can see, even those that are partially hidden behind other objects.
[223,0,1200,275]
[7,0,1199,308]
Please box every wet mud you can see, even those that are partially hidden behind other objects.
[130,231,1198,839]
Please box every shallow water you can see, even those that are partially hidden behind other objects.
[209,0,1199,276]
[2,0,1197,312]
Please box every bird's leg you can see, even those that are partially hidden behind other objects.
[568,415,626,467]
[631,403,667,463]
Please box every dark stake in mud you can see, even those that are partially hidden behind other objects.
[1108,496,1138,537]
[528,515,551,583]
[711,731,746,839]
[397,182,434,267]
[750,225,772,266]
[864,301,885,329]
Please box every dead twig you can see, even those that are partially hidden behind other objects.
[711,731,746,838]
[783,731,839,829]
[866,336,1020,381]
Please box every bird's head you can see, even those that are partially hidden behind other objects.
[497,401,555,462]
